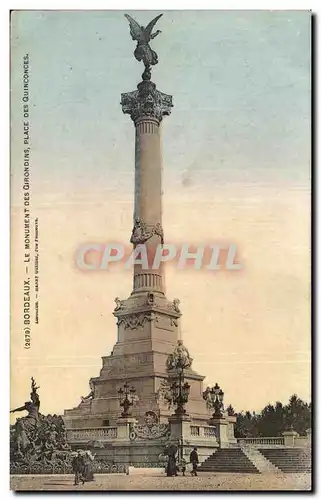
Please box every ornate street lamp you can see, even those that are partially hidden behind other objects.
[203,383,225,418]
[158,341,192,416]
[156,341,192,467]
[170,372,191,416]
[117,382,136,418]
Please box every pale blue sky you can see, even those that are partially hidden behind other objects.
[11,10,311,201]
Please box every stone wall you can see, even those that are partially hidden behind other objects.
[67,418,226,466]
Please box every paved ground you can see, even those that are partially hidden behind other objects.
[10,472,311,491]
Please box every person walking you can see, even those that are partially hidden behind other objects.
[72,451,85,485]
[189,447,199,477]
[164,444,178,477]
[83,451,95,482]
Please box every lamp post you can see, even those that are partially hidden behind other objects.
[117,382,136,418]
[165,368,190,465]
[160,341,193,466]
[164,340,192,416]
[170,369,191,416]
[203,383,224,418]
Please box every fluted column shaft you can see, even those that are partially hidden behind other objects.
[133,117,163,292]
[121,79,172,295]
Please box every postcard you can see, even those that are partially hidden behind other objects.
[10,10,311,491]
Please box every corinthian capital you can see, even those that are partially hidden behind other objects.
[121,80,173,125]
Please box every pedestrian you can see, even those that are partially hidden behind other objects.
[164,444,178,477]
[72,451,85,485]
[181,457,187,476]
[189,447,199,476]
[83,451,95,482]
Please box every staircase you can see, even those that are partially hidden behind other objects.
[241,446,280,473]
[198,448,260,473]
[258,448,311,473]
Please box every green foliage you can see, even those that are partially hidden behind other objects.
[234,394,311,438]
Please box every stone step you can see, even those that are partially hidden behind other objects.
[205,457,258,462]
[198,449,260,474]
[241,446,280,473]
[277,465,311,468]
[276,464,311,470]
[200,468,260,473]
[199,447,311,475]
[204,459,256,463]
[265,461,311,465]
[257,448,311,473]
[200,465,260,469]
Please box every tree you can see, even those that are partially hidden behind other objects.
[256,402,285,437]
[284,394,311,435]
[234,411,258,438]
[233,395,311,437]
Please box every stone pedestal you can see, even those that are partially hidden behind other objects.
[168,413,191,461]
[208,416,230,448]
[168,413,192,441]
[283,429,299,447]
[116,417,137,441]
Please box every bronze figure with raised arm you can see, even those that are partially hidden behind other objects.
[10,376,40,420]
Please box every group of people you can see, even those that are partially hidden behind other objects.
[72,450,95,485]
[72,446,199,483]
[165,446,199,477]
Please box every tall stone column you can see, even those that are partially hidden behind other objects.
[121,79,173,295]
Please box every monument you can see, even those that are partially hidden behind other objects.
[64,14,225,433]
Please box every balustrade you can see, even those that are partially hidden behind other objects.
[67,426,118,441]
[190,426,200,437]
[190,425,217,438]
[238,437,285,446]
[203,426,216,438]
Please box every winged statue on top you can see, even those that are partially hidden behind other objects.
[124,13,163,78]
